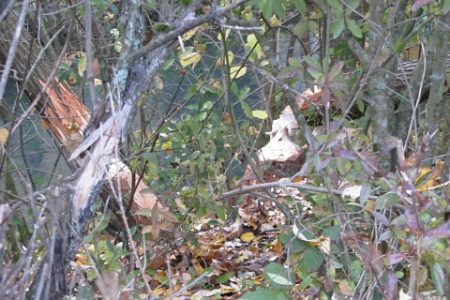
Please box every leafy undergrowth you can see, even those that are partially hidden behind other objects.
[72,90,450,299]
[74,186,330,299]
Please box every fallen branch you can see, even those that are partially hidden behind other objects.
[217,181,377,201]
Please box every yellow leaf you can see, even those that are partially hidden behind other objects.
[416,178,438,192]
[179,51,202,68]
[246,34,264,59]
[217,28,231,42]
[151,288,167,297]
[94,78,102,86]
[413,166,432,185]
[270,15,281,26]
[240,232,255,243]
[77,52,86,77]
[0,128,9,145]
[226,51,234,64]
[114,41,122,53]
[161,140,172,152]
[364,199,376,212]
[154,75,164,90]
[229,66,247,78]
[252,110,268,120]
[253,274,265,285]
[182,28,198,41]
[247,126,258,135]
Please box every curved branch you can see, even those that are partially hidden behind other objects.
[126,0,248,64]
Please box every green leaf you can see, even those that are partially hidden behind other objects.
[302,247,324,272]
[240,287,288,300]
[329,61,343,79]
[376,192,400,210]
[264,263,294,286]
[214,205,226,221]
[240,101,253,118]
[216,272,233,284]
[289,239,308,253]
[347,19,363,38]
[323,225,341,240]
[350,260,363,282]
[356,98,365,113]
[303,55,322,70]
[326,0,343,15]
[330,18,344,39]
[347,0,360,10]
[394,39,406,54]
[239,86,251,101]
[444,0,450,14]
[162,58,175,71]
[294,0,307,14]
[431,263,445,295]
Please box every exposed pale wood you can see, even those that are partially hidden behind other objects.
[0,10,172,228]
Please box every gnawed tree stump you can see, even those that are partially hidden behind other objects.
[0,10,175,230]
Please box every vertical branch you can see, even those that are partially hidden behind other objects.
[366,0,395,172]
[83,0,98,111]
[0,0,31,104]
[425,12,450,162]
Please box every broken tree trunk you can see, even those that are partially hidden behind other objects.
[0,9,176,298]
[0,9,173,228]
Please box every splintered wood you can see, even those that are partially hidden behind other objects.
[38,80,90,153]
[39,80,175,230]
[240,88,323,188]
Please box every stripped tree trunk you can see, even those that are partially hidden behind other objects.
[0,9,174,298]
[0,9,173,227]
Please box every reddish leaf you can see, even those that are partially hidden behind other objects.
[385,271,398,300]
[387,253,407,265]
[371,211,389,226]
[404,209,422,235]
[425,222,450,239]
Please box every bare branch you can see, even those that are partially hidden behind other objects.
[126,0,248,64]
[217,181,377,201]
[0,0,31,105]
